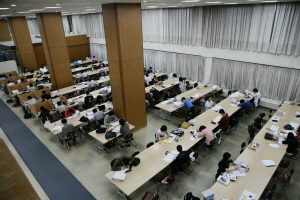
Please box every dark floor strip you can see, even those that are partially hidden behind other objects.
[0,99,95,200]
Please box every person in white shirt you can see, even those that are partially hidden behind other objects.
[87,79,96,89]
[252,88,261,107]
[155,125,169,142]
[144,74,152,86]
[179,77,186,93]
[7,81,15,87]
[81,72,88,78]
[205,96,216,110]
[27,83,36,92]
[168,72,177,79]
[56,101,66,114]
[86,55,91,61]
[40,64,49,74]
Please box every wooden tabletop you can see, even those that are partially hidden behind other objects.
[145,78,179,93]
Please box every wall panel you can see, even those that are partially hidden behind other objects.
[0,19,11,42]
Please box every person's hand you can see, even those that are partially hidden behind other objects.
[275,141,279,143]
[121,166,126,170]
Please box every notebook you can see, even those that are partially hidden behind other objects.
[261,160,276,167]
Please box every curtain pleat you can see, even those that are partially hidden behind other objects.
[90,43,107,61]
[26,19,40,35]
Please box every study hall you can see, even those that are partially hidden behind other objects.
[0,0,300,200]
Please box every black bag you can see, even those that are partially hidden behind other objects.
[6,99,13,103]
[184,192,200,200]
[284,124,294,130]
[79,116,89,122]
[105,130,116,140]
[24,113,32,119]
[37,85,44,90]
[131,157,140,166]
[171,128,184,137]
[264,132,273,140]
[96,127,107,134]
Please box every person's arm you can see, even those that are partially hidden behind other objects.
[218,116,224,125]
[112,158,122,171]
[112,116,119,122]
[104,116,110,125]
[197,131,205,138]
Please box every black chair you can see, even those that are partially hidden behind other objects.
[146,142,154,148]
[272,169,294,195]
[240,142,246,154]
[261,184,276,200]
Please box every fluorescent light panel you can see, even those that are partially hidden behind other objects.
[45,7,62,9]
[0,8,10,10]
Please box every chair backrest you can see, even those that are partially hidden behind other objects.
[241,142,246,149]
[124,133,133,141]
[227,90,232,96]
[194,83,198,88]
[131,151,140,157]
[290,169,294,176]
[146,142,154,148]
[110,158,117,168]
[66,131,76,138]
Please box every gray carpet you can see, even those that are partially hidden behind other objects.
[0,99,95,200]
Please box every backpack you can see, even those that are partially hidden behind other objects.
[79,116,89,122]
[131,157,140,166]
[183,192,200,200]
[105,130,117,140]
[284,124,294,130]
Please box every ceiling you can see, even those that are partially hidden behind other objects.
[0,0,298,18]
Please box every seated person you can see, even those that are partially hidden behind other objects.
[0,75,6,80]
[39,106,52,124]
[26,96,38,106]
[181,97,196,118]
[218,152,238,174]
[61,119,76,147]
[23,67,29,73]
[92,56,98,63]
[41,90,51,101]
[150,75,158,85]
[9,74,15,78]
[7,81,15,87]
[87,79,96,89]
[164,90,174,100]
[281,132,298,154]
[56,101,66,114]
[80,71,88,80]
[147,67,153,74]
[64,107,77,118]
[86,55,91,61]
[144,74,152,86]
[196,125,214,147]
[20,78,26,83]
[40,64,49,74]
[111,156,135,171]
[73,60,79,68]
[155,125,169,142]
[83,91,94,109]
[104,111,118,125]
[205,96,216,110]
[170,145,190,174]
[238,99,252,113]
[92,109,104,124]
[27,83,36,92]
[217,109,229,131]
[119,119,131,148]
[250,88,261,107]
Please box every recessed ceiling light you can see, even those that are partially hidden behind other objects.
[146,6,159,8]
[205,1,222,3]
[85,9,96,10]
[143,1,147,2]
[167,6,179,7]
[181,0,201,2]
[11,5,16,7]
[224,3,238,4]
[18,11,31,13]
[30,9,45,11]
[246,0,260,1]
[1,15,12,16]
[56,4,60,6]
[45,7,62,9]
[0,8,10,10]
[87,7,89,8]
[261,0,278,2]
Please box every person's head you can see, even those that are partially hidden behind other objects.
[9,74,12,77]
[87,55,90,57]
[146,74,149,77]
[73,60,75,62]
[181,97,186,102]
[21,78,24,82]
[179,77,183,82]
[57,101,62,106]
[199,125,206,132]
[8,81,11,83]
[93,56,95,58]
[219,109,225,115]
[108,111,114,117]
[207,96,212,101]
[149,67,152,69]
[177,145,183,152]
[92,109,97,113]
[119,118,125,126]
[29,83,33,87]
[27,96,32,100]
[122,157,130,165]
[240,99,245,104]
[253,88,258,93]
[61,118,67,124]
[287,132,295,140]
[40,106,45,111]
[160,125,167,132]
[42,64,45,67]
[69,108,75,114]
[86,91,90,95]
[42,90,46,94]
[223,152,231,161]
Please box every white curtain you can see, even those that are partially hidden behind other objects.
[62,16,70,33]
[141,2,300,56]
[71,15,87,34]
[210,58,300,101]
[83,14,105,38]
[90,43,107,61]
[26,19,40,34]
[144,49,205,82]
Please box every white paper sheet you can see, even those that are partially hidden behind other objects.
[111,121,119,127]
[213,116,222,123]
[212,105,222,111]
[270,125,279,132]
[51,126,63,132]
[290,122,299,129]
[190,136,197,141]
[269,144,280,148]
[230,104,237,107]
[239,190,256,200]
[163,154,176,163]
[232,170,246,177]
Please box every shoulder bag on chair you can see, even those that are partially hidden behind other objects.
[264,132,273,140]
[105,130,116,140]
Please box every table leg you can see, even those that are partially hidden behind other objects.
[160,110,171,122]
[117,190,128,200]
[54,134,63,145]
[94,143,111,159]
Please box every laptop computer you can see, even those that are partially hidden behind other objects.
[98,104,106,111]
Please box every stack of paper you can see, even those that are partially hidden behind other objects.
[112,126,121,133]
[51,126,63,132]
[188,119,197,125]
[173,102,183,108]
[202,189,215,200]
[190,136,197,141]
[51,90,58,94]
[290,122,299,130]
[233,170,246,177]
[163,153,176,163]
[269,144,280,148]
[217,175,230,186]
[261,160,276,167]
[112,171,126,181]
[111,121,119,127]
[239,190,256,200]
[213,116,222,123]
[212,85,219,89]
[226,174,237,181]
[270,125,279,132]
[230,104,237,107]
[212,105,222,111]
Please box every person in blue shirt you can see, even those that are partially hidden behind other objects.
[181,97,196,118]
[73,60,79,68]
[238,99,252,113]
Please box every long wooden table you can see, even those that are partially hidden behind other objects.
[145,78,179,93]
[210,103,299,200]
[104,92,249,198]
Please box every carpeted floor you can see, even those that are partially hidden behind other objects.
[0,99,95,200]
